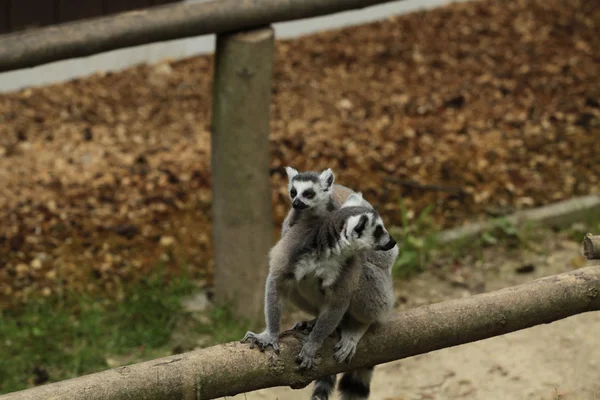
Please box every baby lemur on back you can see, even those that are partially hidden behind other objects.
[243,167,398,400]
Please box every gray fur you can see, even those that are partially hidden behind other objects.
[282,177,398,274]
[241,202,396,375]
[278,168,397,400]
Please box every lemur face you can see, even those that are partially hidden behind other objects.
[342,194,397,252]
[344,212,397,252]
[284,167,334,210]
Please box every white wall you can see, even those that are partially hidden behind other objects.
[0,0,469,93]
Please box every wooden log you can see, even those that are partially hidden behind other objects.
[0,0,409,72]
[583,233,600,260]
[2,266,600,400]
[211,26,275,322]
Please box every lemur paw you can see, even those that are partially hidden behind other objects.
[291,319,316,332]
[241,331,280,354]
[333,337,357,363]
[295,341,319,371]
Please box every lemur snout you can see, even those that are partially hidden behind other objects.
[293,199,309,210]
[378,238,396,251]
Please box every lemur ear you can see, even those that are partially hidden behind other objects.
[284,166,298,181]
[341,192,363,208]
[319,168,334,190]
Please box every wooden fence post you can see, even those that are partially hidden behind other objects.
[211,26,274,322]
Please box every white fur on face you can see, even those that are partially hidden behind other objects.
[343,214,375,250]
[286,167,335,211]
[290,181,323,210]
[342,214,393,252]
[374,216,391,248]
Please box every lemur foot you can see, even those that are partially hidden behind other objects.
[241,331,280,354]
[291,319,316,332]
[282,319,340,339]
[333,337,357,363]
[295,341,319,371]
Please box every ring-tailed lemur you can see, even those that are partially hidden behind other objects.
[241,194,396,371]
[280,167,398,400]
[282,167,398,274]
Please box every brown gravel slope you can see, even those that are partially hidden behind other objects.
[0,0,599,307]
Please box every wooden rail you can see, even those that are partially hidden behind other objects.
[2,266,599,400]
[0,0,408,72]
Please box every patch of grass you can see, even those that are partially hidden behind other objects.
[0,268,234,395]
[391,201,438,279]
[390,201,555,280]
[482,217,542,251]
[565,214,600,243]
[197,306,249,344]
[441,216,546,261]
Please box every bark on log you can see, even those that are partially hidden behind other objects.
[2,266,600,400]
[0,0,409,72]
[211,27,275,322]
[583,234,600,260]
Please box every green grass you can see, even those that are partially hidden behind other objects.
[391,201,438,278]
[0,269,246,395]
[390,202,551,278]
[565,213,600,243]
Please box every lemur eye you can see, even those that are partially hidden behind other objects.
[290,188,297,198]
[303,189,316,199]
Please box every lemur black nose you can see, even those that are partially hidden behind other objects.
[292,199,308,210]
[380,238,396,251]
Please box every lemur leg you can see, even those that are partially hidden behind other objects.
[333,318,371,363]
[296,296,350,370]
[241,274,282,354]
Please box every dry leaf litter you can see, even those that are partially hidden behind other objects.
[0,0,598,308]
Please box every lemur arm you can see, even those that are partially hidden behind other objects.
[241,273,283,353]
[264,273,283,338]
[295,290,351,370]
[281,208,301,237]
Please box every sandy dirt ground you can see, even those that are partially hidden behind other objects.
[230,239,600,400]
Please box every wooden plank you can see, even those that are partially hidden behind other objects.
[57,0,104,23]
[9,0,56,31]
[0,0,9,34]
[103,0,149,14]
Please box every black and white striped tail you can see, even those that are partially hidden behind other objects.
[338,367,374,400]
[311,375,336,400]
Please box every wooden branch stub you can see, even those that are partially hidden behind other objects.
[583,233,600,260]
